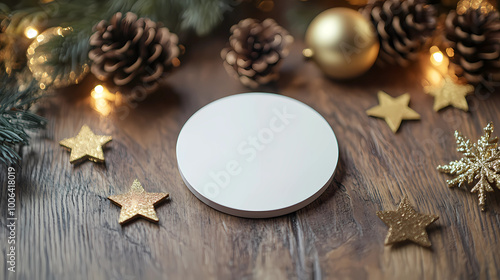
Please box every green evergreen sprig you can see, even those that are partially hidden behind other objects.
[0,72,47,165]
[2,0,235,91]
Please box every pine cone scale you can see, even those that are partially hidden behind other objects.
[132,28,144,43]
[457,43,475,56]
[377,22,390,40]
[393,17,405,37]
[143,65,163,82]
[481,49,500,60]
[266,52,280,64]
[124,58,143,73]
[103,61,124,72]
[224,51,236,65]
[460,57,483,71]
[238,68,255,76]
[91,66,107,80]
[472,33,486,42]
[237,58,251,68]
[147,45,161,63]
[253,60,267,72]
[114,70,137,86]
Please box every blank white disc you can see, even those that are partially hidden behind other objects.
[176,93,339,218]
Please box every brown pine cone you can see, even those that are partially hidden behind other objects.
[445,0,500,85]
[360,0,437,66]
[89,12,180,97]
[221,18,293,88]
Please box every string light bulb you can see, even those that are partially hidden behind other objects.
[91,85,116,116]
[24,27,38,39]
[92,85,105,98]
[430,46,444,66]
[424,46,450,88]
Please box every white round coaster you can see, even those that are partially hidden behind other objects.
[176,93,339,218]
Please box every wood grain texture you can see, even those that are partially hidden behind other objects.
[2,9,500,280]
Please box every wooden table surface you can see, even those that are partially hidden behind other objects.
[2,12,500,280]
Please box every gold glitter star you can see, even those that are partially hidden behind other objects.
[59,125,112,163]
[425,77,474,112]
[366,91,420,133]
[109,179,169,224]
[377,197,439,247]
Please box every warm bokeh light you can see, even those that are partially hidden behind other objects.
[429,46,444,66]
[431,51,444,66]
[457,0,495,15]
[446,47,454,58]
[94,85,104,93]
[93,85,104,98]
[25,27,38,39]
[172,58,181,67]
[302,48,314,58]
[91,85,116,116]
[424,46,451,89]
[93,99,112,116]
[425,68,444,87]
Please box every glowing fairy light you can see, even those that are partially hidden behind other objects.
[91,85,116,116]
[430,46,444,66]
[25,27,39,39]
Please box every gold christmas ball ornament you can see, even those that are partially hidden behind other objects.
[304,8,380,79]
[27,27,89,89]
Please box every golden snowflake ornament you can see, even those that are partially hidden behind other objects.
[437,122,500,211]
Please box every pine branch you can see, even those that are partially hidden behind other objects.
[8,0,235,36]
[3,0,236,91]
[177,0,233,35]
[0,71,47,165]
